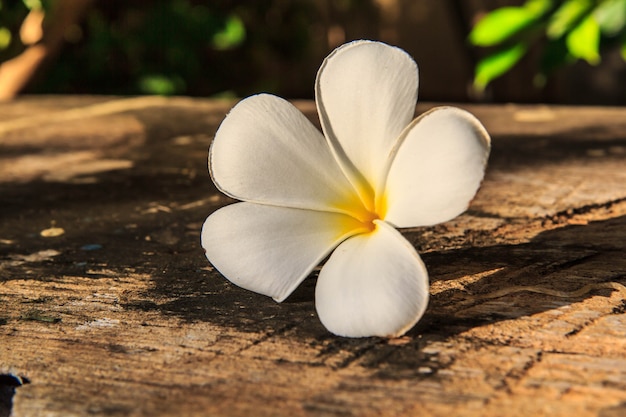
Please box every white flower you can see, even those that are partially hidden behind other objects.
[201,40,490,338]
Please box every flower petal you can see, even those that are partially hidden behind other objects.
[202,202,367,302]
[315,220,429,338]
[382,107,491,228]
[210,94,361,214]
[315,40,419,202]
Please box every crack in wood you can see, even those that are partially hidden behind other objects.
[539,198,626,229]
[460,280,626,303]
[235,322,299,355]
[323,339,382,370]
[0,374,29,417]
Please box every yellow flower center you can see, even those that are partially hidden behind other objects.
[339,179,387,234]
[355,209,379,232]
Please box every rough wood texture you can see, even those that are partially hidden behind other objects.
[1,96,625,417]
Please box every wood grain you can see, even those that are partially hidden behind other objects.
[1,97,625,416]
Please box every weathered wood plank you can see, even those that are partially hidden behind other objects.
[1,96,625,417]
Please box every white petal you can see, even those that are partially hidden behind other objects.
[382,107,491,228]
[210,94,361,213]
[202,202,367,302]
[315,220,429,338]
[315,40,419,200]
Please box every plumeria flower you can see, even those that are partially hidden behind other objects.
[202,40,490,338]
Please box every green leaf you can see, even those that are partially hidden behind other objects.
[138,74,184,96]
[547,0,593,39]
[469,7,538,46]
[524,0,554,16]
[0,27,11,50]
[566,14,601,65]
[621,33,626,61]
[474,42,528,90]
[22,0,42,10]
[594,0,626,36]
[212,15,245,51]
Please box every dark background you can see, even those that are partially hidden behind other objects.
[1,0,625,104]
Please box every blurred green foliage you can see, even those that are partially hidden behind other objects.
[78,0,247,95]
[0,0,323,96]
[0,1,30,56]
[469,0,626,90]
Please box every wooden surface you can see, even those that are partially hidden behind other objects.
[1,96,625,417]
